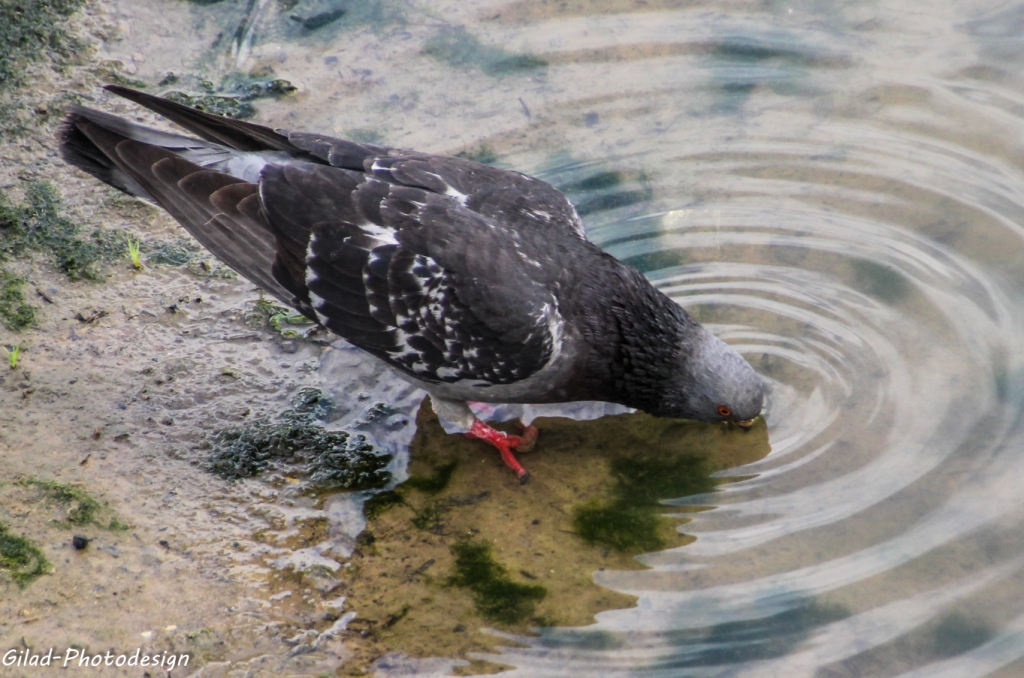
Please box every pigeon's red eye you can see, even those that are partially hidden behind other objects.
[717,405,732,418]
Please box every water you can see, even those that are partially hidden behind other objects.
[96,0,1024,675]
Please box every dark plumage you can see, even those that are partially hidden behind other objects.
[59,85,764,482]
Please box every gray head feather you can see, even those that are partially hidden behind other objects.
[660,328,765,423]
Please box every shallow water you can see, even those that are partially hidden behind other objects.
[35,0,1024,675]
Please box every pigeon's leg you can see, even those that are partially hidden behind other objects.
[431,397,532,483]
[515,421,539,453]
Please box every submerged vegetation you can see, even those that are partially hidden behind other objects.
[295,380,769,673]
[573,453,715,553]
[0,523,50,588]
[423,26,547,76]
[447,540,547,625]
[209,388,392,489]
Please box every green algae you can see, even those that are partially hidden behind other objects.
[0,180,127,280]
[161,76,297,121]
[455,146,500,166]
[930,612,995,657]
[572,453,716,553]
[0,269,35,331]
[145,237,202,267]
[0,181,129,330]
[209,388,392,489]
[244,295,316,337]
[403,461,458,495]
[541,155,654,218]
[852,258,910,303]
[291,8,347,31]
[18,478,128,530]
[422,27,546,77]
[410,504,444,531]
[610,454,715,505]
[571,500,665,552]
[447,540,547,625]
[363,490,405,519]
[0,523,51,588]
[142,235,235,278]
[0,0,87,134]
[282,0,403,37]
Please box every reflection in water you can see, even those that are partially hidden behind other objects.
[94,0,1024,675]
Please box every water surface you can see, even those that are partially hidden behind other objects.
[94,0,1024,675]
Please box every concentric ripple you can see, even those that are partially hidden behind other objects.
[456,2,1024,676]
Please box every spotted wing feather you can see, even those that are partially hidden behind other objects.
[259,161,558,385]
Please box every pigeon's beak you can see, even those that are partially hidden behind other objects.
[734,418,755,429]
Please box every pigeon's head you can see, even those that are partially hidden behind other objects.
[659,329,765,426]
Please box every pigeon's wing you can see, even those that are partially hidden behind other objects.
[260,161,561,386]
[103,86,587,242]
[293,139,589,242]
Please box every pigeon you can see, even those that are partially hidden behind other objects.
[59,85,765,483]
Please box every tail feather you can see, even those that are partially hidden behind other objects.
[60,107,302,310]
[60,114,155,200]
[104,84,295,153]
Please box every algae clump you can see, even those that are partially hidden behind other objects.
[448,540,547,625]
[572,454,717,553]
[0,181,129,330]
[0,523,51,588]
[19,478,129,530]
[0,180,119,279]
[0,269,35,331]
[209,387,392,490]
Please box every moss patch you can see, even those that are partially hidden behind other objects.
[0,269,35,331]
[0,181,130,330]
[572,454,716,553]
[0,0,87,133]
[0,523,51,588]
[19,478,128,530]
[209,388,392,490]
[243,295,316,337]
[448,540,547,624]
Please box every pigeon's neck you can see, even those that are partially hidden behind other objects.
[574,260,695,413]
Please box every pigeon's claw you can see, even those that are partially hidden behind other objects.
[467,419,531,484]
[514,422,539,453]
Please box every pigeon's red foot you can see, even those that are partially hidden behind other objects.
[514,422,539,453]
[467,419,531,484]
